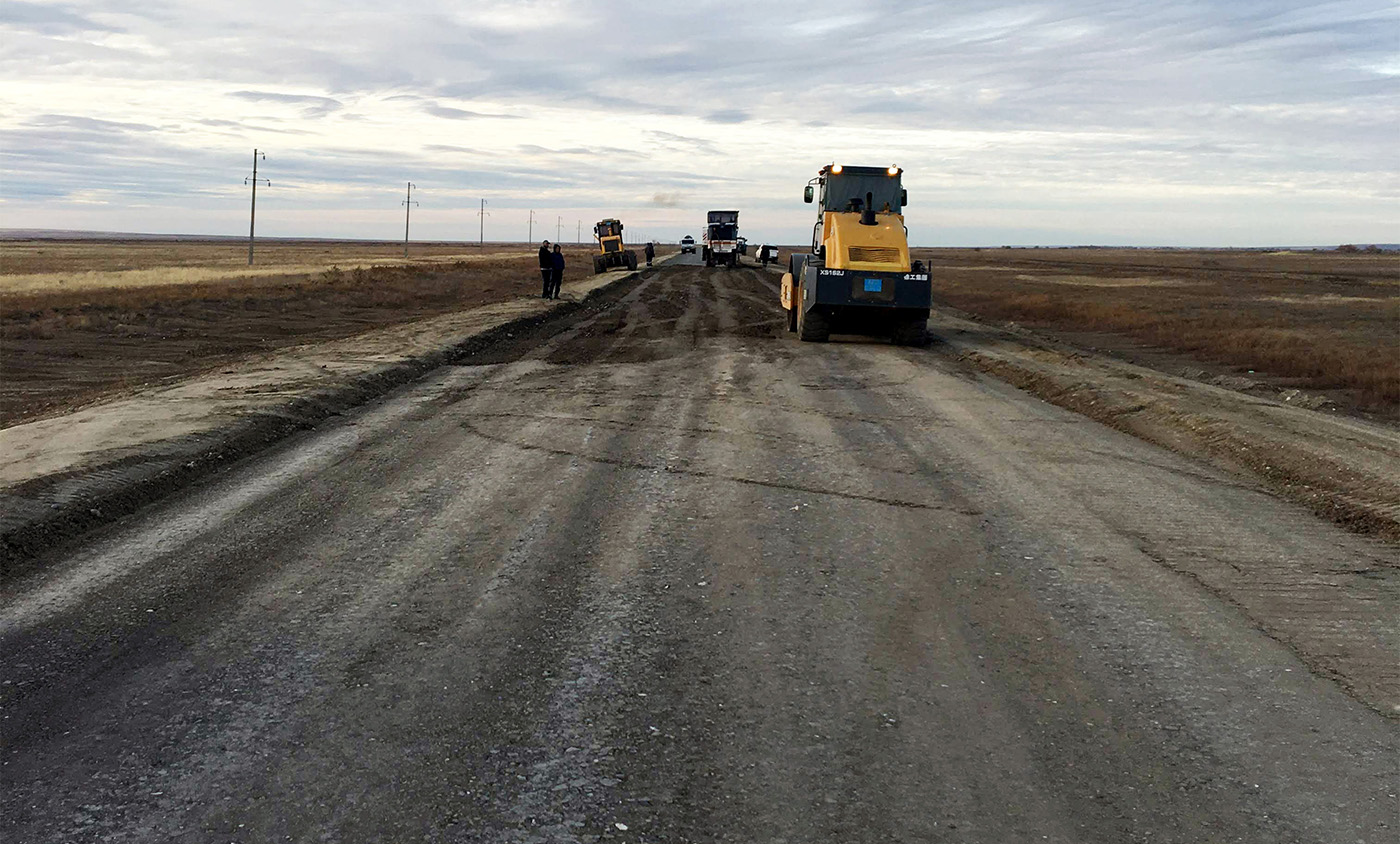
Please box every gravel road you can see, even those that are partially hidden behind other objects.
[3,256,1396,843]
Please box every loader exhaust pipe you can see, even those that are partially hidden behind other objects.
[860,191,877,226]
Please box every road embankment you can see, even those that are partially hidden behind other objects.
[0,261,665,575]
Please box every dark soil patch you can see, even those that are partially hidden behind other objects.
[1,250,598,426]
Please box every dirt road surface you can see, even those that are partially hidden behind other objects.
[3,256,1396,843]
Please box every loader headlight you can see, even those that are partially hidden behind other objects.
[831,163,843,174]
[888,165,900,176]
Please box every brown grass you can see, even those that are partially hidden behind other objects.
[0,239,568,295]
[913,248,1400,415]
[0,242,604,425]
[0,238,541,273]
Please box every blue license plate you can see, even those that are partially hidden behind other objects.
[863,278,882,292]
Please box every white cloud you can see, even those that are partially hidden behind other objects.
[0,0,1396,245]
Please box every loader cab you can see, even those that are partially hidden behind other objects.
[805,165,907,254]
[806,165,905,215]
[595,219,625,253]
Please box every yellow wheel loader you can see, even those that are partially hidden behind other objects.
[592,218,638,274]
[780,165,930,344]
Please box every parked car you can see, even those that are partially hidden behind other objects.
[680,235,697,254]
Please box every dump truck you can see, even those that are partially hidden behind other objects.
[592,219,638,274]
[780,164,929,344]
[702,210,740,268]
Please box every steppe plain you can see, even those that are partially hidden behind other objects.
[4,240,1393,423]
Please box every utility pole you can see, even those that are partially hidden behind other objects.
[577,219,581,245]
[528,209,536,244]
[478,199,489,247]
[557,215,562,243]
[402,182,418,259]
[245,149,269,265]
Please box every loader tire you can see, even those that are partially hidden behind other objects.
[892,315,928,346]
[797,300,829,343]
[625,251,638,271]
[593,255,606,275]
[786,302,798,333]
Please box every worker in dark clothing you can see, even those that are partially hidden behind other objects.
[549,244,565,299]
[538,240,552,298]
[644,241,655,267]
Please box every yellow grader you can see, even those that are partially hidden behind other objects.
[780,164,930,344]
[592,218,638,274]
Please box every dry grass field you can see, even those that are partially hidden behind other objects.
[1,239,639,425]
[912,248,1399,418]
[0,239,573,295]
[3,240,1394,428]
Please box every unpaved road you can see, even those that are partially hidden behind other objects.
[2,256,1397,843]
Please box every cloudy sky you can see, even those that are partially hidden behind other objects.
[1,0,1396,245]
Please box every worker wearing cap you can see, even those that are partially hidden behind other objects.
[538,240,553,298]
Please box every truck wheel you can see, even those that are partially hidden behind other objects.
[786,302,798,333]
[593,255,605,274]
[625,251,637,271]
[797,296,829,343]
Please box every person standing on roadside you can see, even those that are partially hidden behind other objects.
[538,240,552,298]
[549,243,565,299]
[644,241,655,267]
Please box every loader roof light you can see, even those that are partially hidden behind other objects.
[831,163,843,174]
[888,165,900,176]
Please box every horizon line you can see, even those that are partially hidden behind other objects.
[2,228,1393,252]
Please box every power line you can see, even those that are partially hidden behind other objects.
[244,149,269,266]
[402,182,418,259]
